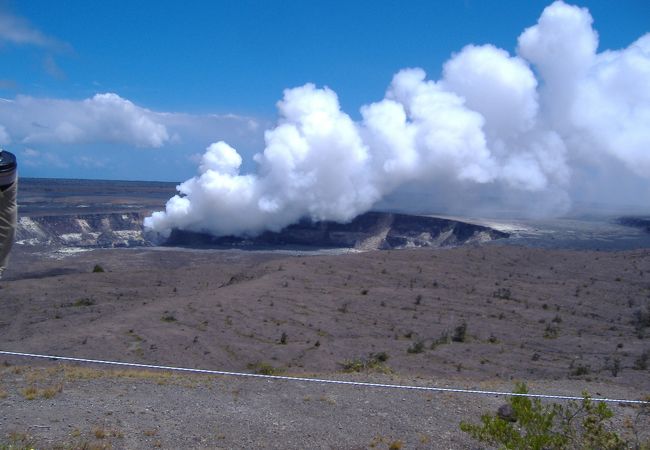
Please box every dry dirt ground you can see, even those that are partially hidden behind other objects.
[1,244,649,448]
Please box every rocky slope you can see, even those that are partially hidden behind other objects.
[165,211,509,250]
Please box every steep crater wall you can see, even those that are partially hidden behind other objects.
[166,211,509,250]
[15,212,150,248]
[14,211,508,251]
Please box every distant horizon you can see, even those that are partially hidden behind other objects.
[15,176,649,219]
[18,175,181,185]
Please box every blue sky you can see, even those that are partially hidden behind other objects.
[0,0,648,182]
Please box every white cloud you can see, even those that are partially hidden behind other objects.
[0,93,170,148]
[0,79,16,90]
[76,155,107,168]
[146,0,650,237]
[20,147,68,168]
[570,33,650,176]
[0,10,67,50]
[442,44,538,139]
[0,125,10,145]
[0,91,265,180]
[43,54,65,79]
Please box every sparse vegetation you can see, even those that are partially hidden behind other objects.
[73,297,95,307]
[41,383,64,399]
[460,382,642,449]
[407,341,425,354]
[452,322,467,342]
[4,215,650,447]
[1,431,35,449]
[493,287,511,300]
[634,350,649,370]
[372,351,389,362]
[570,363,591,377]
[340,353,391,373]
[634,306,650,338]
[544,323,559,339]
[606,357,621,377]
[92,264,105,273]
[161,313,177,322]
[430,331,451,349]
[20,383,63,400]
[20,385,38,400]
[247,362,283,375]
[369,435,403,449]
[388,440,403,450]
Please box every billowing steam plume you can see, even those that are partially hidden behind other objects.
[145,1,650,237]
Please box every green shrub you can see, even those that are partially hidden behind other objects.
[452,322,467,342]
[634,350,649,370]
[161,313,177,322]
[430,331,451,349]
[407,341,425,354]
[493,288,511,300]
[544,323,559,339]
[73,298,94,307]
[460,382,631,449]
[247,362,283,375]
[634,306,650,338]
[570,364,590,377]
[340,352,390,373]
[372,351,389,362]
[92,264,105,273]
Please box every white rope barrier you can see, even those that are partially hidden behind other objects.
[1,350,648,405]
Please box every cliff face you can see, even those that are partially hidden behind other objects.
[15,212,149,248]
[14,211,508,250]
[166,211,508,250]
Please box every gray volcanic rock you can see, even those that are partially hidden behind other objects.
[13,210,507,250]
[15,212,149,248]
[497,404,517,423]
[165,211,509,250]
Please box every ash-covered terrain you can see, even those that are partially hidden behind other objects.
[1,178,649,449]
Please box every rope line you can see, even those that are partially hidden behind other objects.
[1,350,647,405]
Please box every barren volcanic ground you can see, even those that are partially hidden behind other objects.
[1,243,650,448]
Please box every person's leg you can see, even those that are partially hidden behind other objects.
[0,180,17,279]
